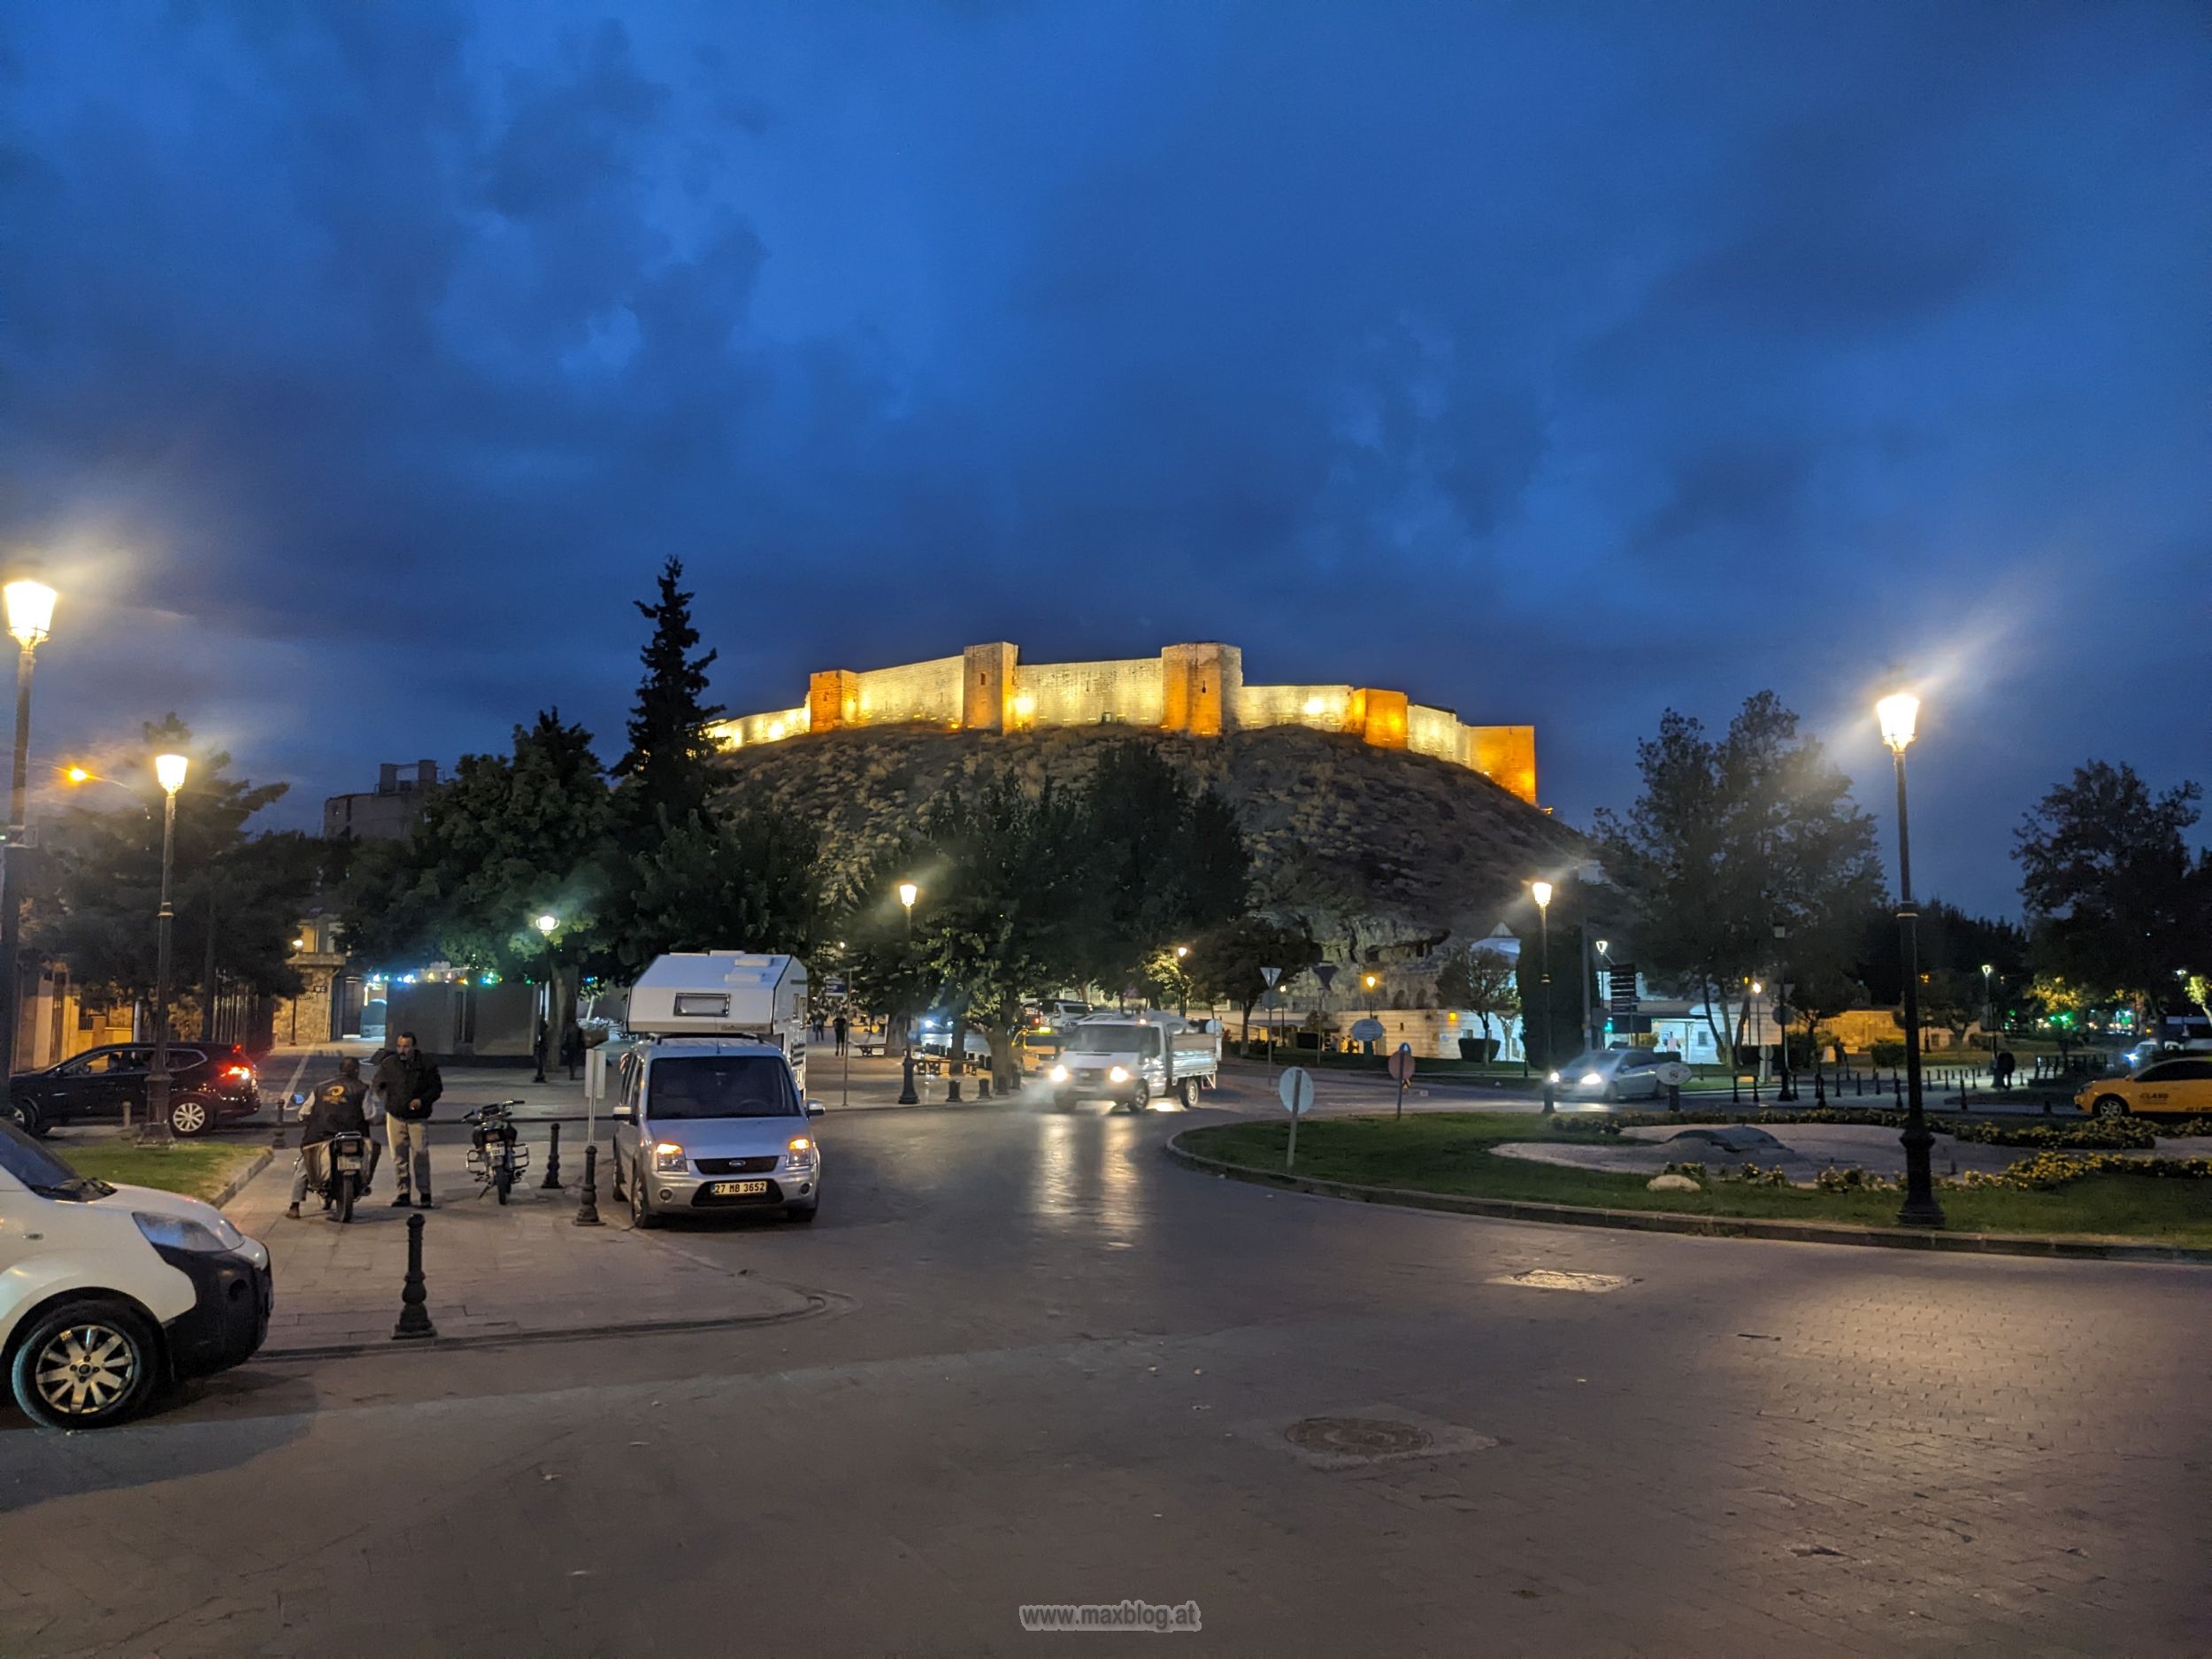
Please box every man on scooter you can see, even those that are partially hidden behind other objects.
[287,1057,372,1218]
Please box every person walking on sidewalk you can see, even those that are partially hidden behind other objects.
[374,1032,443,1209]
[833,1012,849,1056]
[286,1057,371,1218]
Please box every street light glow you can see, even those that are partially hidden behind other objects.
[4,580,57,649]
[1876,692,1920,753]
[1175,944,1188,961]
[534,912,557,934]
[153,752,188,795]
[64,765,88,783]
[897,881,918,910]
[1530,879,1553,910]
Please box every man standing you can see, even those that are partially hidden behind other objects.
[832,1011,849,1056]
[374,1031,443,1209]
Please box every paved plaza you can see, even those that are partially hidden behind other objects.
[3,1094,2206,1657]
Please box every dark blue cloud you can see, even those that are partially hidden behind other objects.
[0,0,2203,914]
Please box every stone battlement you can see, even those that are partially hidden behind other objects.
[710,641,1537,803]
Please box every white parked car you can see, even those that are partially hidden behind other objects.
[0,1119,272,1429]
[1548,1047,1688,1103]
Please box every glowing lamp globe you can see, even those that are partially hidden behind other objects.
[4,580,57,649]
[154,753,189,795]
[1876,693,1920,753]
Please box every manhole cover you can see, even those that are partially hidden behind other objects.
[1492,1268,1632,1294]
[1284,1417,1433,1459]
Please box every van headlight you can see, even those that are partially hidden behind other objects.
[1049,1064,1068,1083]
[652,1141,689,1174]
[1109,1066,1129,1083]
[786,1135,818,1170]
[134,1211,243,1255]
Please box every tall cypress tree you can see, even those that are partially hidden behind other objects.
[618,557,724,829]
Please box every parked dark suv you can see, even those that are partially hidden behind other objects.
[9,1044,261,1137]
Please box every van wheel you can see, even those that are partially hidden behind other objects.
[10,1299,161,1431]
[168,1096,211,1137]
[2093,1096,2130,1118]
[631,1164,660,1229]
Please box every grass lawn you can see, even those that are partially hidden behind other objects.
[1180,1113,2212,1247]
[60,1141,268,1204]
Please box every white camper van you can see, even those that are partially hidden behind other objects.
[1043,1010,1221,1111]
[608,954,824,1227]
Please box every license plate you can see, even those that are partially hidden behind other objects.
[709,1179,769,1196]
[334,1156,363,1171]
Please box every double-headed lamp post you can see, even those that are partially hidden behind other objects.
[0,580,56,1131]
[897,880,920,1105]
[142,751,190,1145]
[1532,879,1555,1114]
[1878,691,1943,1227]
[532,912,557,1083]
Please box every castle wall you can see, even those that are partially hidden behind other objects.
[715,641,1539,805]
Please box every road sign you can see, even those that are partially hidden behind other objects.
[1279,1065,1314,1171]
[823,976,849,998]
[1260,965,1281,987]
[1314,963,1338,993]
[1387,1043,1417,1085]
[1349,1017,1386,1043]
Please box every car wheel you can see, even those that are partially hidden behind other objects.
[11,1098,43,1137]
[2093,1095,2130,1119]
[10,1299,161,1431]
[1601,1082,1619,1103]
[631,1163,659,1229]
[168,1096,211,1137]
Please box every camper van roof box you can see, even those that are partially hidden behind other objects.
[627,950,806,1038]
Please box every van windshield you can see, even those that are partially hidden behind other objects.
[1066,1025,1161,1057]
[0,1118,112,1200]
[647,1055,801,1119]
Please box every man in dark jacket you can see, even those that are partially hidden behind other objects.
[373,1032,443,1209]
[287,1057,371,1218]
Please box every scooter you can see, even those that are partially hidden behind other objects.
[465,1100,530,1204]
[321,1130,371,1223]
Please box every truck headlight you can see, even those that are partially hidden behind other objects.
[1109,1066,1129,1084]
[134,1211,243,1255]
[652,1141,689,1174]
[1049,1064,1068,1083]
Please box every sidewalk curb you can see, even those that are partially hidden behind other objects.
[212,1148,273,1211]
[1163,1133,2212,1265]
[256,1290,847,1362]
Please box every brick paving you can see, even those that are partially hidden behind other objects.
[3,1105,2205,1656]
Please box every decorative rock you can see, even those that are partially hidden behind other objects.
[1647,1172,1702,1192]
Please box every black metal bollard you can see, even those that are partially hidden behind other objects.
[1541,1075,1555,1116]
[1813,1070,1826,1106]
[1893,1074,1903,1102]
[945,1076,962,1102]
[609,1142,627,1203]
[541,1122,563,1189]
[393,1212,436,1340]
[977,1073,992,1101]
[574,1143,603,1226]
[1666,1081,1680,1113]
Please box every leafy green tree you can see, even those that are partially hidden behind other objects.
[1076,741,1249,991]
[611,801,819,972]
[614,557,725,832]
[1916,969,1978,1051]
[1436,943,1519,1059]
[1187,913,1319,1043]
[2016,760,2201,1024]
[344,710,613,1041]
[1594,693,1882,1064]
[32,717,312,1023]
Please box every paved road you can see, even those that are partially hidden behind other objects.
[5,1099,2206,1657]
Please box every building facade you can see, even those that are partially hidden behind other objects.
[323,760,439,841]
[712,641,1539,803]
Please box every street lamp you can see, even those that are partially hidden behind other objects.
[897,880,920,1104]
[1980,963,1998,1086]
[0,580,55,1132]
[1531,880,1555,1113]
[532,912,557,1083]
[141,751,189,1144]
[1878,691,1943,1226]
[1750,979,1765,1105]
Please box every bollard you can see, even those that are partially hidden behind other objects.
[1813,1071,1826,1106]
[574,1143,603,1226]
[393,1212,436,1340]
[1666,1081,1680,1113]
[609,1142,627,1203]
[977,1073,992,1101]
[541,1122,563,1189]
[945,1077,962,1102]
[1541,1076,1555,1116]
[1893,1074,1903,1102]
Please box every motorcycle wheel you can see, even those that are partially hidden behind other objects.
[334,1171,356,1224]
[495,1164,512,1204]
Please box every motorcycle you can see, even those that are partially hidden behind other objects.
[317,1130,372,1223]
[465,1100,530,1204]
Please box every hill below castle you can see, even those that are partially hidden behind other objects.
[716,724,1584,954]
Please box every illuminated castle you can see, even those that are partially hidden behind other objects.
[710,641,1538,804]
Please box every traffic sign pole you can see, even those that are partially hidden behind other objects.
[1279,1064,1313,1171]
[1388,1041,1417,1119]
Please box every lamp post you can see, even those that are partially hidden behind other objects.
[897,880,919,1105]
[1773,921,1797,1101]
[1532,880,1555,1114]
[1980,963,1996,1085]
[1749,980,1764,1105]
[1175,942,1190,1018]
[141,751,189,1144]
[532,912,557,1084]
[1878,691,1943,1227]
[0,580,54,1132]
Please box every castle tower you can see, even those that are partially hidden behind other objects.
[963,641,1019,731]
[808,669,858,732]
[1160,642,1243,736]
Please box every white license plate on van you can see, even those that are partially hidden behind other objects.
[709,1179,769,1197]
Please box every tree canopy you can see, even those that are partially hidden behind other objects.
[615,556,724,832]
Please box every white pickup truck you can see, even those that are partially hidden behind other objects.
[1043,1011,1221,1111]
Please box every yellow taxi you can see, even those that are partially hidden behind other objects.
[2077,1056,2212,1118]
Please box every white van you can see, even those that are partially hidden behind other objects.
[1,1120,272,1429]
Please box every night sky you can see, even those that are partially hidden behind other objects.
[2,3,2204,916]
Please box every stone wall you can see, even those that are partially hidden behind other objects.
[716,640,1539,803]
